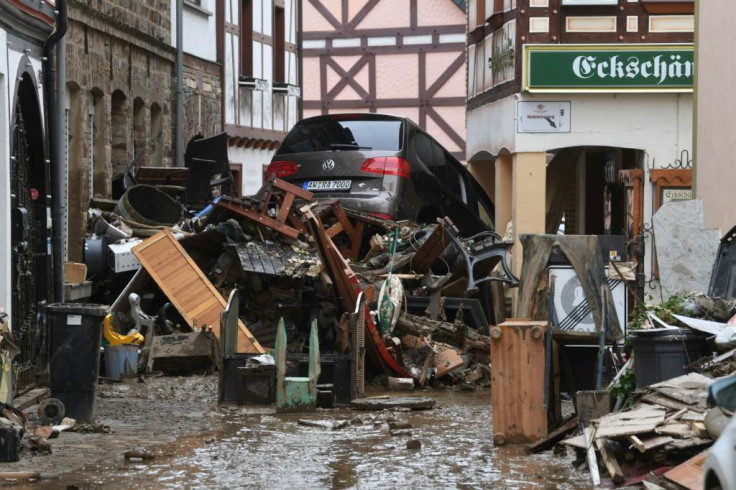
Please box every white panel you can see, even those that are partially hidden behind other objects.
[227,0,236,24]
[529,17,549,33]
[263,90,272,130]
[263,0,273,37]
[403,35,432,45]
[288,52,297,85]
[303,40,326,49]
[649,15,694,33]
[468,44,476,96]
[253,41,263,79]
[0,29,10,328]
[566,16,617,32]
[485,0,493,16]
[241,88,253,127]
[469,0,477,27]
[285,0,294,44]
[483,34,493,91]
[273,94,285,132]
[288,96,297,130]
[627,16,638,32]
[333,38,362,48]
[530,0,549,7]
[263,43,273,83]
[474,42,484,96]
[367,36,396,46]
[439,33,466,44]
[253,0,263,33]
[225,32,237,125]
[253,90,263,128]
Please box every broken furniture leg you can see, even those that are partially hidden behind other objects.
[276,318,320,414]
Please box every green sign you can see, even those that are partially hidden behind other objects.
[523,44,694,92]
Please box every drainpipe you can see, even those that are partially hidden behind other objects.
[44,0,68,303]
[297,0,303,121]
[175,0,184,166]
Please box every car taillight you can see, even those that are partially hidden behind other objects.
[266,160,298,178]
[360,157,409,178]
[367,212,395,220]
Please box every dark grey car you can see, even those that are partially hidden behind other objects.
[267,113,495,234]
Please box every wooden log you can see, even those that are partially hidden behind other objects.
[525,416,579,454]
[395,313,490,353]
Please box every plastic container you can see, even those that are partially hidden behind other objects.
[47,303,108,423]
[629,328,709,388]
[104,344,139,380]
[237,366,276,405]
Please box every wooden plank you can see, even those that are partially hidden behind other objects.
[526,416,579,454]
[663,449,708,490]
[641,393,695,412]
[596,438,624,485]
[584,427,601,486]
[490,320,547,445]
[133,229,263,354]
[627,434,674,453]
[655,422,695,438]
[593,404,666,439]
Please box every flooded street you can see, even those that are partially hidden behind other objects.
[20,382,590,489]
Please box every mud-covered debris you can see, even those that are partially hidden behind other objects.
[389,429,411,437]
[124,448,155,461]
[406,439,422,450]
[350,396,435,411]
[388,421,412,430]
[297,419,349,430]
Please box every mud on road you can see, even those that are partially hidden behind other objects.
[5,376,590,488]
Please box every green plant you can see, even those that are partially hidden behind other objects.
[629,294,686,329]
[610,368,636,406]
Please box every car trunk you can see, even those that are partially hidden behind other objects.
[283,151,388,199]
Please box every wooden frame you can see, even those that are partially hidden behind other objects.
[650,168,692,211]
[620,169,644,239]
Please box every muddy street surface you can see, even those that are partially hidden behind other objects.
[7,377,589,488]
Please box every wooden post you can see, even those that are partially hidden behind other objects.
[490,319,548,445]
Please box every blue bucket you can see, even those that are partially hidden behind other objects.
[105,344,139,380]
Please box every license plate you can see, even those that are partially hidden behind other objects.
[304,180,352,191]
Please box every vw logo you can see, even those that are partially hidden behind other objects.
[322,159,335,171]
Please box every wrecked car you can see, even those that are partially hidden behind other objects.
[266,113,495,235]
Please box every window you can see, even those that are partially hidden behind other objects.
[240,0,253,77]
[277,118,403,155]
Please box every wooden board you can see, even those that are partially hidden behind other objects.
[663,449,708,490]
[132,229,263,354]
[593,404,666,439]
[490,320,547,444]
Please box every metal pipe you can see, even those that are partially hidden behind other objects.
[175,0,184,167]
[44,0,68,303]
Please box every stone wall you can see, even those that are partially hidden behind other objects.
[64,1,223,262]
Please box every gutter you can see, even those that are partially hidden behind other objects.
[44,0,68,303]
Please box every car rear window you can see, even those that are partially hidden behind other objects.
[276,118,403,155]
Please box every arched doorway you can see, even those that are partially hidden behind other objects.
[10,70,50,390]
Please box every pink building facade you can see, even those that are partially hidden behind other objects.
[302,0,468,159]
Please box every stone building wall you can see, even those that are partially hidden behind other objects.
[182,54,222,146]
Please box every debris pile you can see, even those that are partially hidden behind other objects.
[79,143,518,391]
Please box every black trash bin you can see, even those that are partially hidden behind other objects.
[629,328,710,388]
[46,303,108,423]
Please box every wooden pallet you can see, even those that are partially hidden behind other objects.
[132,229,263,354]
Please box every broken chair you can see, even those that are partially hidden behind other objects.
[275,318,320,413]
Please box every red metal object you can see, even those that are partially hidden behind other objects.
[304,207,413,379]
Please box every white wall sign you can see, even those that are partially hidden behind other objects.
[561,0,617,5]
[518,101,571,133]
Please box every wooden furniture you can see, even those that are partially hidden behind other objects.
[132,228,263,354]
[490,319,548,445]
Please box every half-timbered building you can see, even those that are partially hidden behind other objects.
[302,0,468,161]
[220,0,301,195]
[466,0,694,295]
